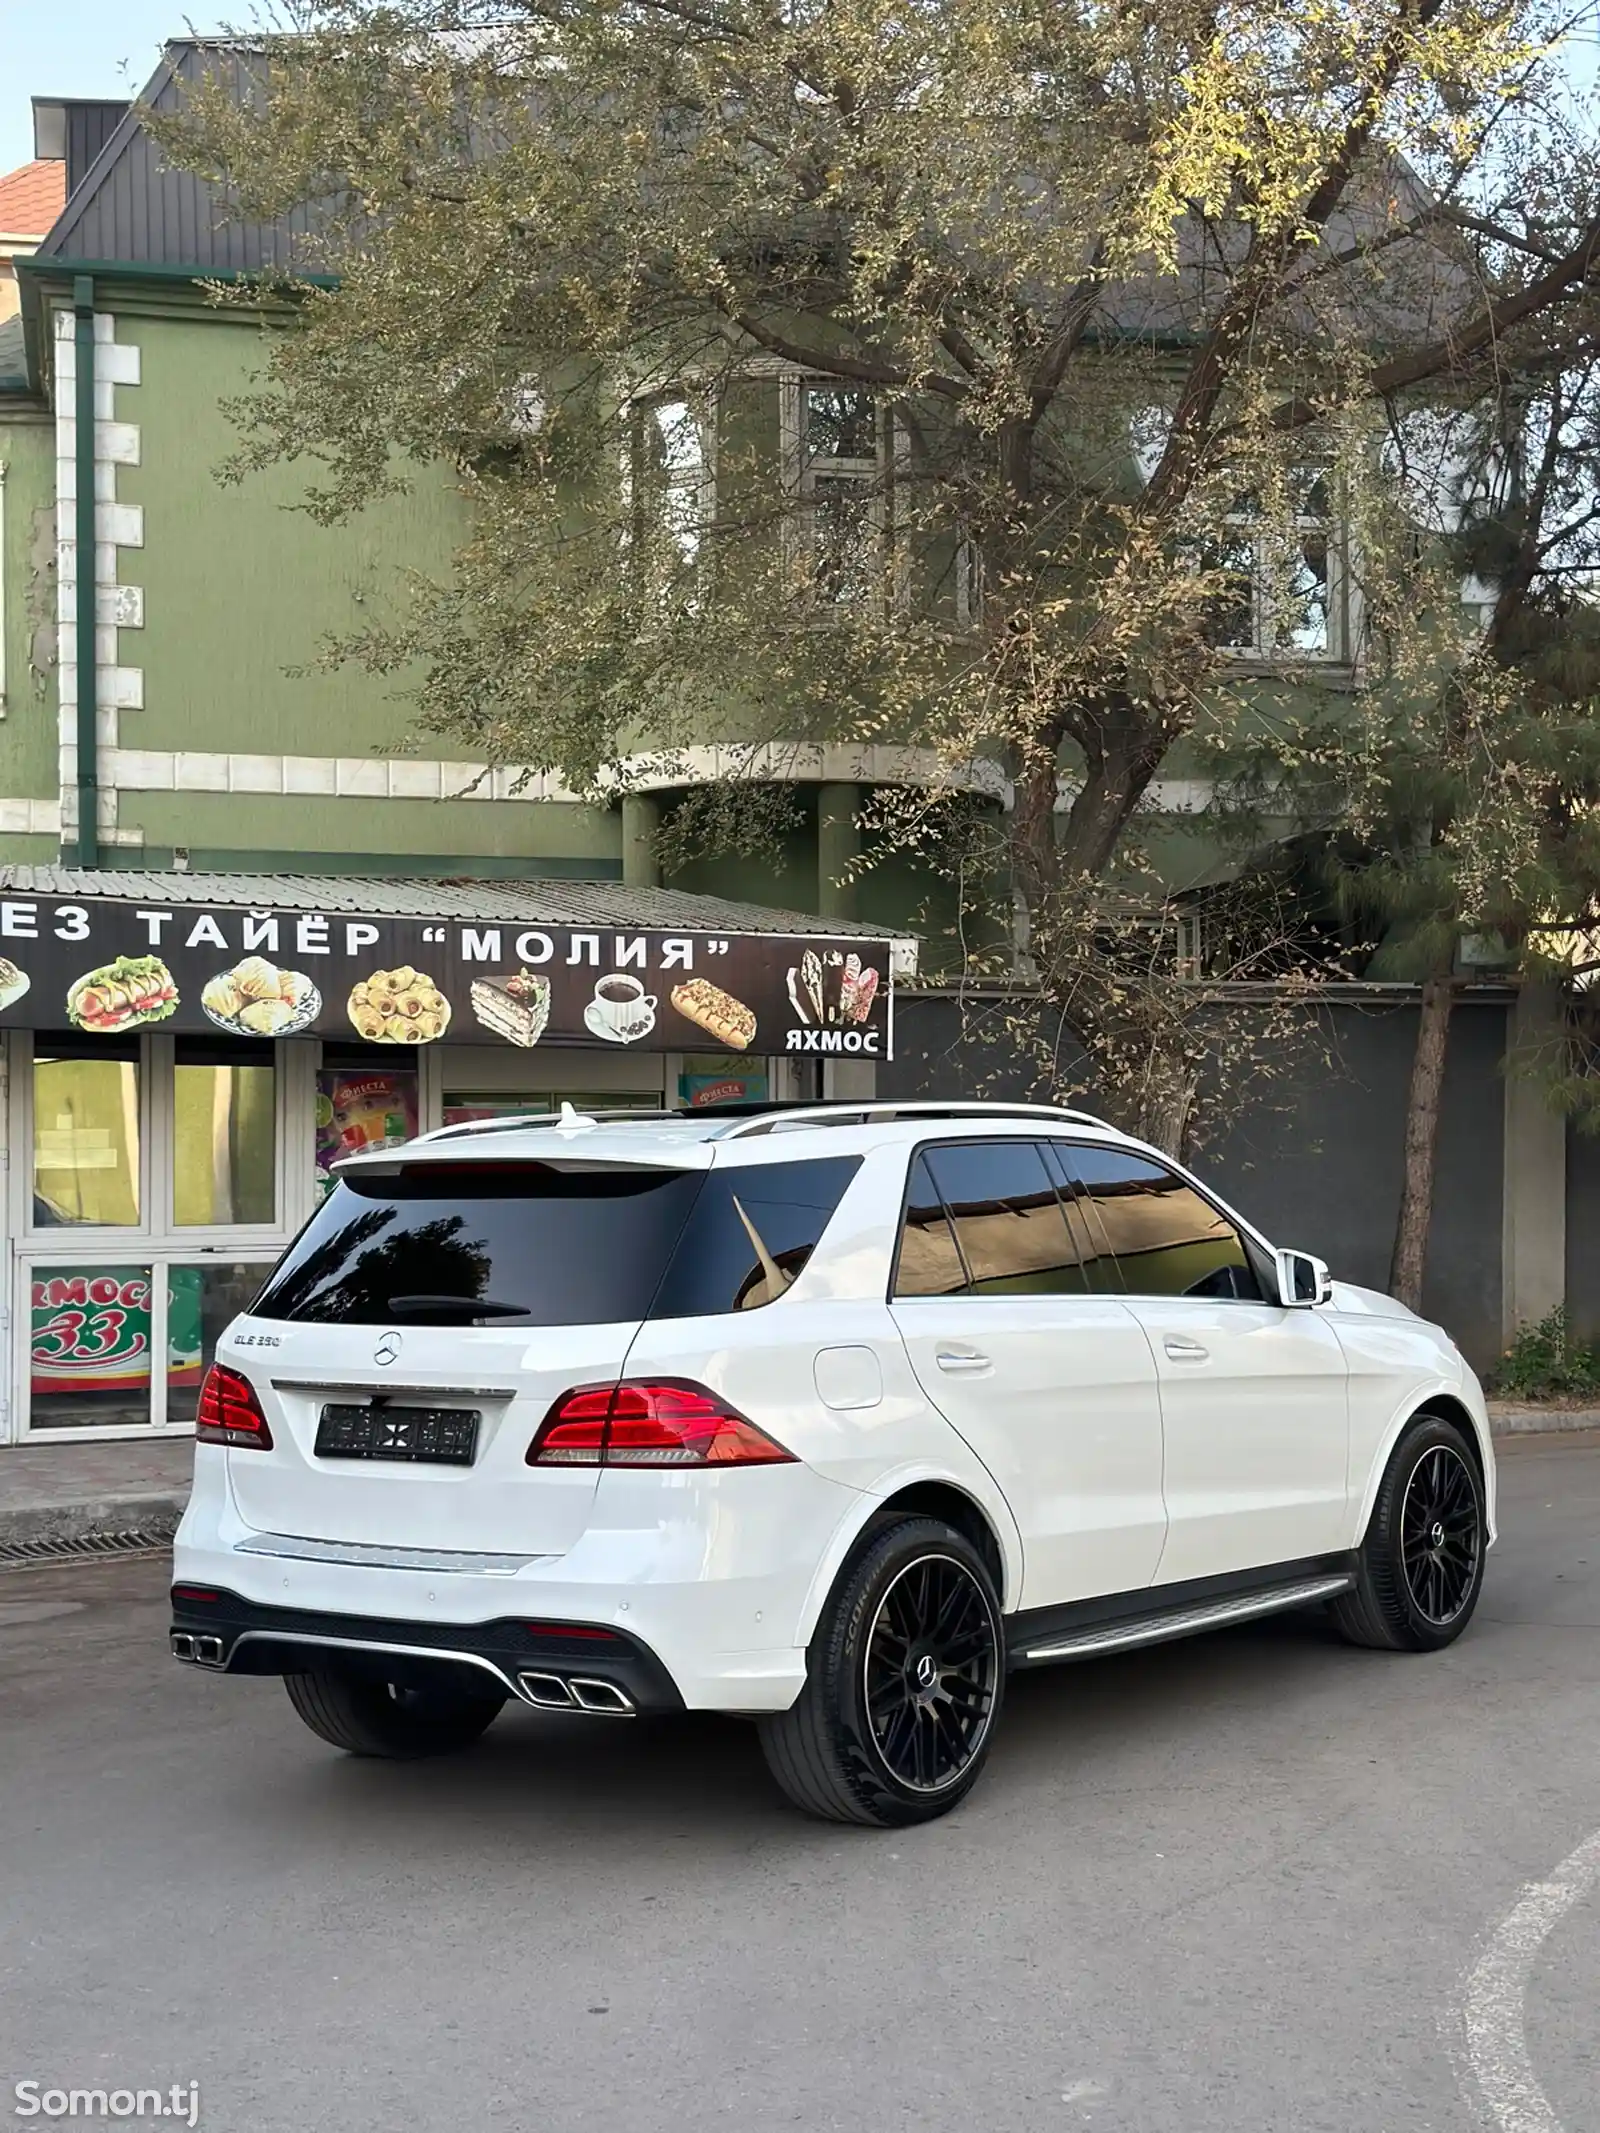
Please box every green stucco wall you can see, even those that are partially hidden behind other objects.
[0,413,60,807]
[113,313,463,765]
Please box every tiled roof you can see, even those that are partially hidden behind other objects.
[0,867,908,941]
[0,159,66,238]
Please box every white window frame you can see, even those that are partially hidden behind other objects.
[6,1030,304,1443]
[779,373,907,614]
[1209,471,1353,666]
[622,389,718,594]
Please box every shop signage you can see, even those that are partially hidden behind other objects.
[0,897,895,1057]
[29,1267,203,1398]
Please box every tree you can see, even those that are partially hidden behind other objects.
[1232,348,1600,1307]
[156,0,1600,1143]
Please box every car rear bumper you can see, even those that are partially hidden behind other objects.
[170,1445,861,1713]
[169,1586,685,1715]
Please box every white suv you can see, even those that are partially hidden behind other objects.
[171,1100,1494,1826]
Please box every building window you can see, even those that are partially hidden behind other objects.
[627,394,715,588]
[781,377,903,610]
[173,1040,277,1227]
[32,1038,142,1228]
[1202,471,1349,662]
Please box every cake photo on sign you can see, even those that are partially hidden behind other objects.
[66,955,179,1033]
[202,955,321,1037]
[469,968,551,1048]
[785,949,880,1028]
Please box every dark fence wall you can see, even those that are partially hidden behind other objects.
[1565,1126,1600,1345]
[886,991,1510,1371]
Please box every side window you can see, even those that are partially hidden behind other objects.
[648,1156,862,1317]
[1065,1147,1262,1301]
[920,1141,1093,1298]
[894,1155,969,1297]
[1038,1141,1122,1293]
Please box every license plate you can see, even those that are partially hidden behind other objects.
[315,1403,481,1466]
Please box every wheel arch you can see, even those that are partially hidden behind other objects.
[1354,1389,1496,1545]
[794,1468,1022,1646]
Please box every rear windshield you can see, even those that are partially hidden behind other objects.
[251,1156,861,1328]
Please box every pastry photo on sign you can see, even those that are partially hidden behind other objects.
[670,977,756,1050]
[0,956,30,1012]
[348,966,451,1044]
[202,955,321,1037]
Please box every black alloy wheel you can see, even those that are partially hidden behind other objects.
[758,1515,1007,1826]
[1399,1444,1482,1628]
[862,1554,1000,1794]
[1331,1411,1488,1652]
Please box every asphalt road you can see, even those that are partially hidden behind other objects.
[1,1437,1597,2133]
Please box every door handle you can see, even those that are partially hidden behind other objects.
[935,1349,992,1374]
[1163,1336,1209,1362]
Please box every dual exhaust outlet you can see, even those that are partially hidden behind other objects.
[172,1631,634,1714]
[171,1631,226,1667]
[518,1670,635,1717]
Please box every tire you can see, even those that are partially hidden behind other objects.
[758,1516,1005,1827]
[1331,1411,1487,1652]
[283,1669,506,1758]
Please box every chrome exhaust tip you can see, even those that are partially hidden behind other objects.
[569,1677,635,1716]
[170,1631,197,1662]
[194,1635,226,1667]
[518,1670,577,1708]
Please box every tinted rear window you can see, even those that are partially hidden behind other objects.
[253,1163,704,1328]
[251,1155,860,1328]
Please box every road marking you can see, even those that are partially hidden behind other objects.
[1462,1825,1600,2132]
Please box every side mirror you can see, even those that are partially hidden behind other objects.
[1275,1248,1333,1309]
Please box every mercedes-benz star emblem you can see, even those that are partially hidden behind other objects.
[374,1330,403,1368]
[913,1654,939,1691]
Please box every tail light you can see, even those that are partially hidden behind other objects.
[528,1380,794,1468]
[195,1363,273,1450]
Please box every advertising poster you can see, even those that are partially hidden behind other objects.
[0,895,894,1058]
[315,1067,420,1201]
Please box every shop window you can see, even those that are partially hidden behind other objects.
[678,1056,769,1109]
[316,1051,420,1201]
[173,1039,277,1227]
[32,1038,141,1228]
[165,1262,274,1427]
[29,1264,153,1428]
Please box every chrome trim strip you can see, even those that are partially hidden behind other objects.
[1022,1575,1353,1664]
[227,1630,526,1701]
[233,1532,546,1577]
[269,1381,518,1401]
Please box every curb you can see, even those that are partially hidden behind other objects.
[0,1489,186,1557]
[1487,1405,1600,1436]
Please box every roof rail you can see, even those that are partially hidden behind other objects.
[714,1100,1117,1138]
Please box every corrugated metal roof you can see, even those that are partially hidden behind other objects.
[37,44,329,274]
[0,866,907,941]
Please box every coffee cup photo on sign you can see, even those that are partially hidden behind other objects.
[585,973,657,1044]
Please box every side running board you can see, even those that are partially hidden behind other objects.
[1017,1573,1354,1666]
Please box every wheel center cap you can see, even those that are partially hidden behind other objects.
[1430,1520,1446,1549]
[912,1653,939,1691]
